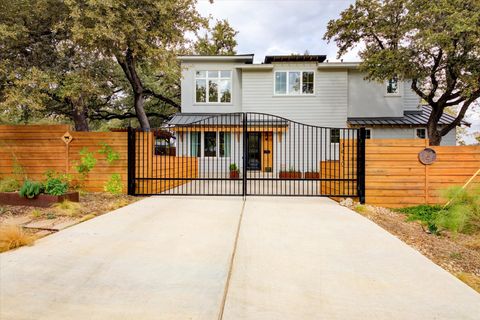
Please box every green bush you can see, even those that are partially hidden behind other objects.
[104,173,123,195]
[19,180,43,198]
[98,142,120,165]
[75,148,97,175]
[0,178,20,192]
[229,163,238,172]
[44,171,69,196]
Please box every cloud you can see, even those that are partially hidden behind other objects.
[196,0,358,62]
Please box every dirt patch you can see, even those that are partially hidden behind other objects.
[340,200,480,292]
[0,193,142,247]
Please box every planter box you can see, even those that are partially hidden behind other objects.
[229,171,240,179]
[279,171,302,179]
[0,192,79,207]
[304,172,320,179]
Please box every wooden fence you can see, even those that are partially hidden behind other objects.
[332,139,480,208]
[0,125,198,194]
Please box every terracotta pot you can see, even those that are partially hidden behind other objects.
[278,171,302,179]
[229,171,240,179]
[304,172,320,179]
[0,192,80,208]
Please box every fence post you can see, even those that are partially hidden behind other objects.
[357,127,366,204]
[127,127,136,195]
[242,113,247,197]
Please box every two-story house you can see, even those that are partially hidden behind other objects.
[169,54,460,176]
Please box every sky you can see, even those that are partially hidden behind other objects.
[196,0,479,142]
[196,0,358,63]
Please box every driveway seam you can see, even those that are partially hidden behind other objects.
[217,198,246,320]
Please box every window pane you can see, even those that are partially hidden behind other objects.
[302,71,314,94]
[387,78,399,94]
[330,129,340,143]
[208,70,219,78]
[365,129,371,139]
[220,132,231,157]
[195,70,206,78]
[196,79,206,102]
[208,79,219,102]
[288,72,301,94]
[220,70,231,78]
[275,72,286,94]
[190,132,200,157]
[204,132,217,157]
[220,79,232,103]
[416,128,426,139]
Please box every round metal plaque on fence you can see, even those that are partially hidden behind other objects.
[418,148,436,165]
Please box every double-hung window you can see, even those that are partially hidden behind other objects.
[386,76,399,95]
[275,71,314,95]
[195,70,232,103]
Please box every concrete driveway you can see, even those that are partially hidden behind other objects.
[1,197,479,319]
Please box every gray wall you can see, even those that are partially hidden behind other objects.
[367,127,456,145]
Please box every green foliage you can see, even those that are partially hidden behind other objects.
[44,172,69,196]
[18,180,43,199]
[98,142,120,165]
[399,187,480,234]
[229,163,238,172]
[75,148,97,176]
[104,174,123,195]
[195,19,239,55]
[0,178,20,192]
[324,0,480,145]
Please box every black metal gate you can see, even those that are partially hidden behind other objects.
[127,112,365,202]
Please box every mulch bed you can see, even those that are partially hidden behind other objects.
[350,204,480,277]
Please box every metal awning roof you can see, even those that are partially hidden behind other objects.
[168,113,288,126]
[348,106,470,127]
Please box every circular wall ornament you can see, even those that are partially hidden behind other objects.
[418,148,436,165]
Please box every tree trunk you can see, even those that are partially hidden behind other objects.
[116,50,151,130]
[133,92,150,129]
[70,99,89,131]
[427,120,442,146]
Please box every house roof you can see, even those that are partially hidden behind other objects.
[264,55,326,64]
[348,106,470,127]
[168,113,288,126]
[177,54,254,63]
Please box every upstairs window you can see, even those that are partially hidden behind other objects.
[195,70,232,103]
[386,76,399,95]
[275,71,314,95]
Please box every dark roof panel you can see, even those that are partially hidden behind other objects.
[264,55,326,64]
[348,106,470,127]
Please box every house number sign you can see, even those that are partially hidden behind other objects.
[418,148,436,165]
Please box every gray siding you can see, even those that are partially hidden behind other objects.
[403,80,421,111]
[347,70,404,118]
[368,127,456,145]
[242,62,348,127]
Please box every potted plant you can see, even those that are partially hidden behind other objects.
[304,171,320,179]
[229,163,240,179]
[279,167,302,179]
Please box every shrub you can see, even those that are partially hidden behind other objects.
[98,142,120,165]
[75,148,97,175]
[0,177,20,192]
[104,173,123,195]
[229,163,238,172]
[0,225,35,252]
[18,180,43,199]
[437,186,480,234]
[53,200,81,216]
[44,171,69,196]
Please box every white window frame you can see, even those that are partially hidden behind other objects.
[198,131,232,158]
[415,127,427,139]
[195,70,233,104]
[274,70,315,96]
[385,77,401,96]
[365,128,372,139]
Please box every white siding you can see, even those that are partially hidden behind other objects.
[403,80,421,111]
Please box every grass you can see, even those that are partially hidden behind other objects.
[0,178,20,192]
[79,213,96,222]
[456,272,480,293]
[0,225,35,252]
[53,200,81,216]
[109,198,130,210]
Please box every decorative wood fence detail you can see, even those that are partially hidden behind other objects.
[334,139,480,208]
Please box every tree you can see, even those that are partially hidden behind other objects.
[195,19,239,55]
[66,0,208,129]
[324,0,480,145]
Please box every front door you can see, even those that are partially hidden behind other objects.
[247,132,261,170]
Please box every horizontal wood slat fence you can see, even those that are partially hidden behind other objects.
[0,125,197,194]
[336,139,480,208]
